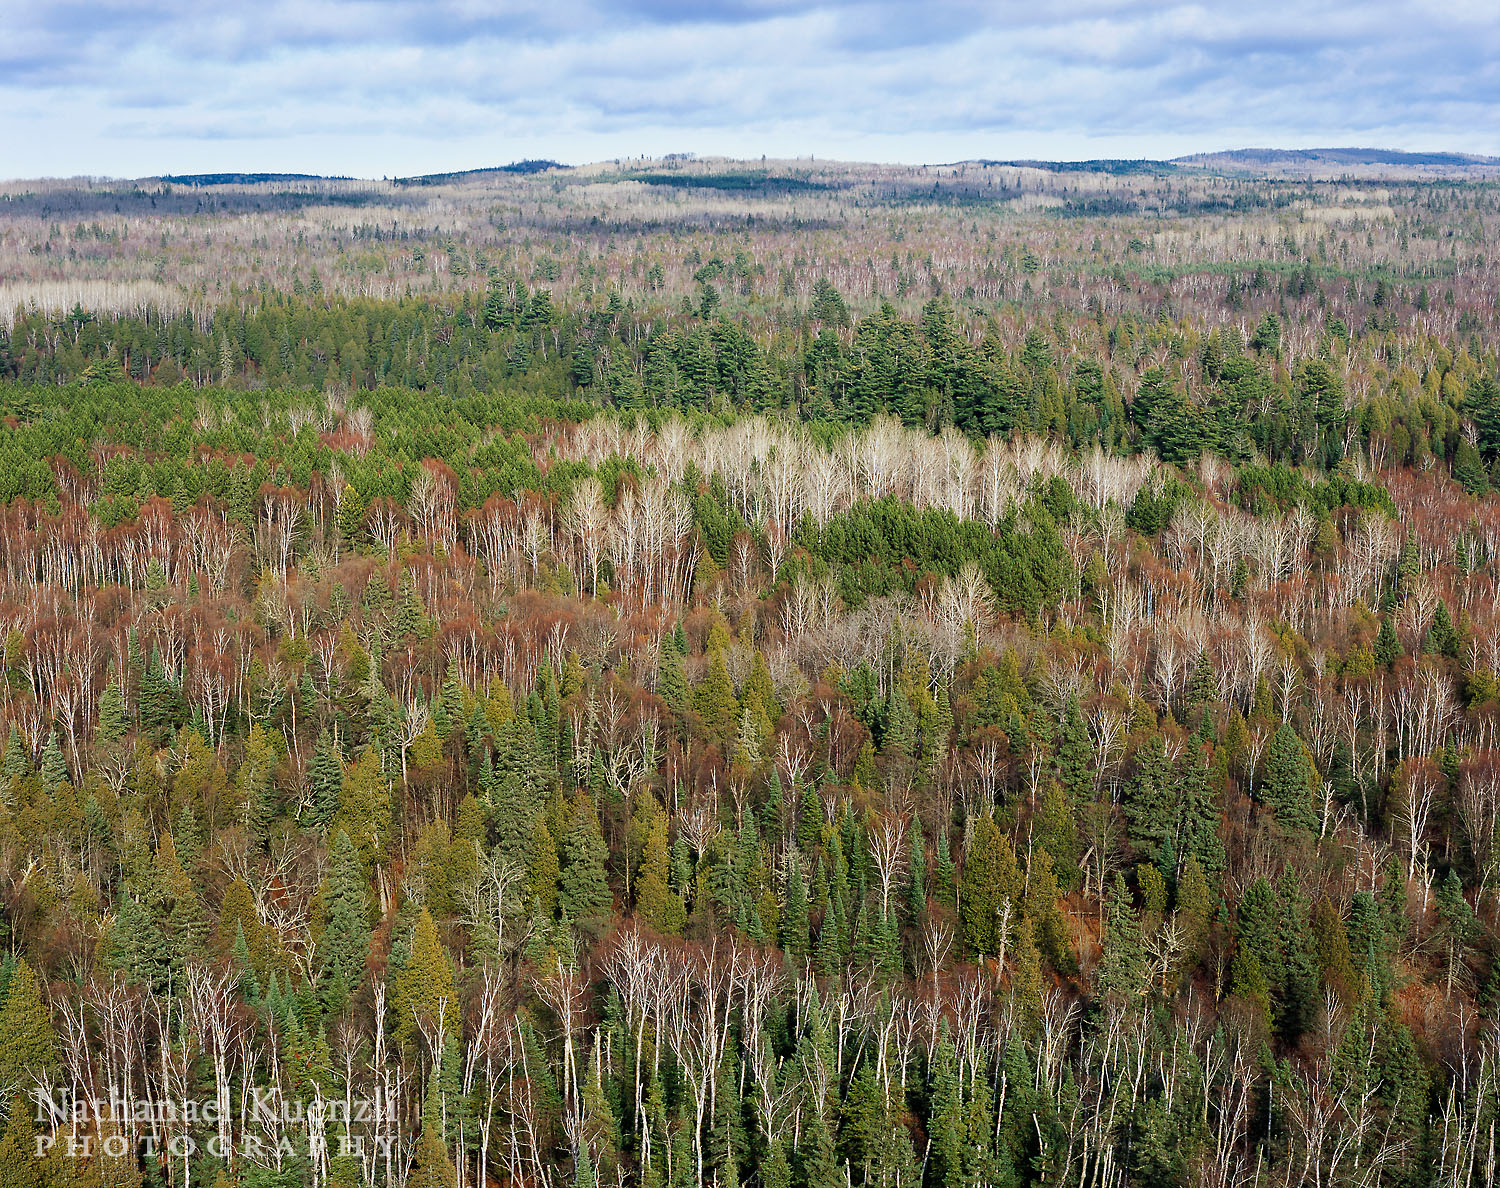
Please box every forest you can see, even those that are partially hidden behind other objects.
[0,157,1497,1188]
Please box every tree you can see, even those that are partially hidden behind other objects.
[409,1112,460,1188]
[1261,722,1319,834]
[560,791,613,928]
[1096,874,1145,1004]
[1467,374,1500,461]
[332,748,392,865]
[392,909,458,1051]
[96,671,126,744]
[1124,734,1174,862]
[1054,695,1091,802]
[1374,617,1401,667]
[1454,438,1489,495]
[634,798,685,935]
[959,815,1021,957]
[306,728,344,827]
[319,830,372,995]
[0,958,58,1090]
[0,1107,44,1188]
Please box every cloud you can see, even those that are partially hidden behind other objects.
[2,0,1498,177]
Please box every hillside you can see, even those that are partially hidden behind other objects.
[0,153,1497,1187]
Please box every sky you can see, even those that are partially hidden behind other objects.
[3,0,1499,180]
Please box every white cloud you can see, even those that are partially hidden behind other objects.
[2,0,1497,177]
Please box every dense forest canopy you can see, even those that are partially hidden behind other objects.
[0,157,1497,1188]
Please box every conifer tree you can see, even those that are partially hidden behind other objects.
[528,818,561,917]
[39,729,67,791]
[306,728,344,827]
[0,958,59,1089]
[332,748,392,865]
[1096,874,1144,1005]
[392,908,458,1051]
[693,647,739,742]
[96,670,127,744]
[1123,734,1174,861]
[959,815,1021,957]
[320,830,372,995]
[1261,722,1320,834]
[1374,617,1401,667]
[1054,695,1091,802]
[635,799,685,935]
[560,791,613,927]
[0,1107,44,1188]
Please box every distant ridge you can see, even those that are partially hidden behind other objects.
[393,160,566,186]
[1173,147,1500,170]
[965,159,1175,175]
[159,172,352,186]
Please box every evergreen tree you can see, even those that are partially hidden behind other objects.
[1096,874,1145,1005]
[635,798,685,935]
[306,728,344,827]
[1261,722,1320,834]
[1374,617,1401,667]
[959,815,1021,957]
[1054,695,1091,802]
[319,830,372,995]
[392,908,458,1051]
[39,729,67,791]
[96,670,127,744]
[1124,734,1175,862]
[560,791,613,928]
[781,853,811,957]
[0,958,59,1089]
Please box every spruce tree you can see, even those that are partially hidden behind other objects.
[1096,874,1145,1005]
[560,791,613,928]
[1374,618,1401,667]
[1123,734,1175,861]
[39,729,67,791]
[96,670,127,744]
[1054,695,1091,802]
[319,830,372,993]
[635,801,685,935]
[1261,722,1320,834]
[392,908,458,1051]
[0,958,59,1089]
[306,728,344,827]
[781,853,810,957]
